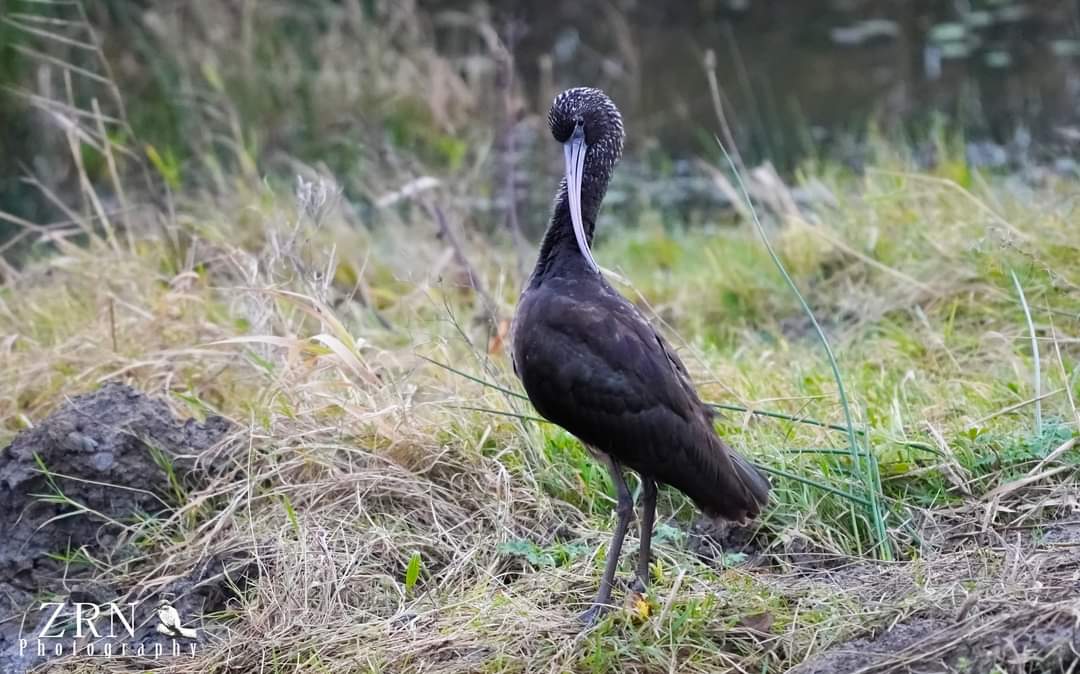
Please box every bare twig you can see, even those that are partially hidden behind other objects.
[967,388,1063,429]
[430,204,499,319]
[496,19,528,275]
[703,48,744,174]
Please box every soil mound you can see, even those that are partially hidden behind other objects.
[0,382,233,673]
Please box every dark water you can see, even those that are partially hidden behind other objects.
[3,1,1080,252]
[436,0,1080,165]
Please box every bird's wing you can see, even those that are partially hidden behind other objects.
[518,286,767,519]
[522,290,707,453]
[644,316,713,418]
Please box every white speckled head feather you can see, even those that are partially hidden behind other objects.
[548,87,625,172]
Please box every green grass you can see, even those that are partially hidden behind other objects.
[4,140,1078,671]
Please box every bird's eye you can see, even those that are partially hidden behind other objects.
[552,117,575,143]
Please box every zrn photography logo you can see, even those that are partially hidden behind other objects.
[19,599,199,660]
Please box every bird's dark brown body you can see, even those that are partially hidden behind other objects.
[515,271,766,522]
[512,87,769,622]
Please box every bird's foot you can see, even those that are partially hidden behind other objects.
[577,603,610,628]
[628,577,647,595]
[625,572,650,595]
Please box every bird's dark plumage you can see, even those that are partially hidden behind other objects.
[515,275,768,520]
[511,87,769,622]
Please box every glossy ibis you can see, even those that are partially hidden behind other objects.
[511,87,770,624]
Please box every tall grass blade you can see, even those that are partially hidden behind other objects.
[453,405,548,425]
[715,139,891,559]
[419,355,529,401]
[1010,270,1042,438]
[753,464,872,509]
[709,402,938,455]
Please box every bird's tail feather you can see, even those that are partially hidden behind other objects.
[728,449,770,517]
[696,438,770,523]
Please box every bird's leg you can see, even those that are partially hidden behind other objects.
[580,454,634,626]
[632,477,657,594]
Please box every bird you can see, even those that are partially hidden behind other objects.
[511,87,770,624]
[156,599,198,640]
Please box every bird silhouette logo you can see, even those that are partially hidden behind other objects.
[155,600,197,640]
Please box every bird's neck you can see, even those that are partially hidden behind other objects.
[531,167,613,282]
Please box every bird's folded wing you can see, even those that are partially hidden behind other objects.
[527,293,711,451]
[523,290,767,518]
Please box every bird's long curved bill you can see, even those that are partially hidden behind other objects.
[564,127,600,273]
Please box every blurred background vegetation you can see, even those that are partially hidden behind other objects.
[2,0,1079,255]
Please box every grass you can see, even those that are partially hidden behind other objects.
[720,139,891,561]
[3,138,1079,671]
[3,2,1080,672]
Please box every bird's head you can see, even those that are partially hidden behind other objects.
[548,87,625,164]
[547,87,624,273]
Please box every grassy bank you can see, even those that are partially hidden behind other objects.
[3,136,1079,671]
[3,2,1080,672]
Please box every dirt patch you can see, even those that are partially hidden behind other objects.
[789,617,951,674]
[791,605,1080,673]
[1039,520,1080,545]
[688,517,761,563]
[0,382,235,673]
[689,517,850,572]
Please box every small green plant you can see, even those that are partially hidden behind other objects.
[404,552,422,594]
[499,539,590,568]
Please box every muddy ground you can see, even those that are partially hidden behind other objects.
[791,602,1080,673]
[0,382,237,673]
[786,520,1080,673]
[693,509,1080,672]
